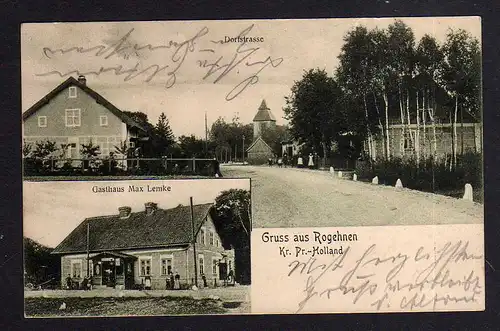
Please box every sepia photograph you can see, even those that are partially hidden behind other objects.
[20,16,484,316]
[21,17,483,229]
[23,179,251,316]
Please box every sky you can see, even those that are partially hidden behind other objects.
[23,179,250,248]
[21,17,481,138]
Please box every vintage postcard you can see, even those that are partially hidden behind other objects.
[22,16,483,316]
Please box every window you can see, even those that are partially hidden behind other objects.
[66,142,77,159]
[38,116,47,127]
[69,86,77,98]
[161,256,173,276]
[198,254,204,275]
[65,109,81,127]
[71,260,82,278]
[209,231,214,246]
[212,259,218,275]
[140,258,152,276]
[199,228,205,245]
[100,115,108,126]
[400,130,416,152]
[215,238,219,248]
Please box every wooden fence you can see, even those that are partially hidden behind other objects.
[23,157,219,176]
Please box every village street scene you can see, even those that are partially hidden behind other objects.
[21,17,482,316]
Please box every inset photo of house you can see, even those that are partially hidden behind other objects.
[23,178,251,316]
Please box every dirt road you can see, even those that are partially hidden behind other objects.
[222,165,483,228]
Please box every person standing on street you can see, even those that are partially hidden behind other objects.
[308,153,314,169]
[297,155,303,168]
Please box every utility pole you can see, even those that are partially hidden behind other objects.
[205,111,208,155]
[190,197,198,287]
[86,223,90,277]
[242,135,245,164]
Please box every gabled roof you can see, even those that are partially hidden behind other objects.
[253,99,276,122]
[52,203,213,254]
[246,136,273,152]
[22,77,147,133]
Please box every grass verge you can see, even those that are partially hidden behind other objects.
[25,296,227,317]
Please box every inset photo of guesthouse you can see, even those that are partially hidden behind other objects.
[23,179,251,316]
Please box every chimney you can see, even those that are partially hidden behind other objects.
[118,206,132,218]
[77,75,87,85]
[145,202,158,215]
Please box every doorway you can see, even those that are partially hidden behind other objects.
[101,259,116,287]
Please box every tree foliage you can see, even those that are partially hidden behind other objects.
[212,189,251,284]
[24,237,60,287]
[330,20,481,164]
[261,124,290,155]
[209,116,252,161]
[284,68,347,158]
[155,112,176,152]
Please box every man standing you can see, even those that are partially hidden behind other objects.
[65,274,72,290]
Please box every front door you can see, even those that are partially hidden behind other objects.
[101,259,116,287]
[218,262,227,281]
[125,261,134,289]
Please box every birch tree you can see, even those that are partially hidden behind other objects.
[337,26,380,160]
[441,29,481,168]
[415,34,445,161]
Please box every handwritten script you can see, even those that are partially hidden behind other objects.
[37,24,283,101]
[287,241,483,313]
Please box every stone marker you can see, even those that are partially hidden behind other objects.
[353,173,357,181]
[372,176,378,184]
[463,183,473,201]
[338,171,343,178]
[329,166,334,173]
[395,178,403,188]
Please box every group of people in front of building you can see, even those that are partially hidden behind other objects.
[64,268,235,291]
[164,271,182,290]
[269,152,321,169]
[65,274,92,291]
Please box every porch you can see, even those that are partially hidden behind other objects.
[90,252,137,290]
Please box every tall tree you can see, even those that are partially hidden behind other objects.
[441,29,481,168]
[155,112,176,155]
[415,34,446,159]
[369,28,392,160]
[387,21,416,157]
[284,69,345,163]
[337,26,380,160]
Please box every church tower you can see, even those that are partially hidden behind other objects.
[252,99,276,140]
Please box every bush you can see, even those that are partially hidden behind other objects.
[355,152,482,201]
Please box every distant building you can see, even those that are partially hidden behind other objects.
[252,99,276,139]
[247,100,276,164]
[52,202,235,290]
[22,76,150,160]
